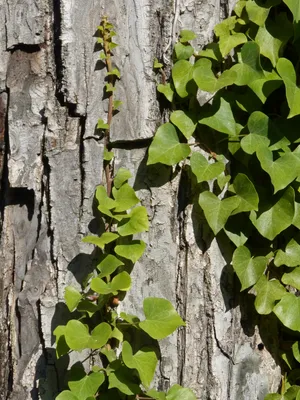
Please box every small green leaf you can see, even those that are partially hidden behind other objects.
[199,192,240,235]
[283,0,300,21]
[107,68,121,78]
[275,234,300,267]
[113,183,140,212]
[277,58,300,118]
[110,271,131,291]
[97,119,109,130]
[105,83,115,93]
[108,361,140,395]
[68,372,105,399]
[179,30,197,42]
[174,43,194,60]
[82,232,119,249]
[166,384,197,400]
[114,168,132,189]
[54,325,70,358]
[254,275,286,314]
[90,322,112,349]
[250,187,295,241]
[97,254,124,277]
[232,246,267,291]
[56,391,79,400]
[231,173,259,214]
[214,16,237,37]
[172,60,195,98]
[95,185,116,209]
[91,277,114,295]
[139,297,185,340]
[65,320,90,351]
[117,206,149,236]
[104,148,114,161]
[170,111,197,139]
[154,58,163,69]
[273,293,300,331]
[113,100,122,109]
[108,42,118,50]
[199,43,222,62]
[190,152,224,183]
[122,341,158,388]
[193,58,236,93]
[115,240,146,262]
[147,123,191,166]
[64,286,82,312]
[157,83,174,102]
[219,33,247,57]
[282,268,300,290]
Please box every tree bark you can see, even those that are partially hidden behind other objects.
[0,0,281,399]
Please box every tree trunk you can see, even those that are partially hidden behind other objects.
[0,0,281,399]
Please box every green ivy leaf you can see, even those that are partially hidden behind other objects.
[157,83,174,102]
[250,187,295,240]
[282,268,300,290]
[90,322,112,349]
[193,58,236,93]
[174,43,194,60]
[97,119,109,130]
[122,341,158,388]
[68,372,105,399]
[139,297,185,340]
[107,68,121,79]
[199,192,240,235]
[82,232,119,249]
[224,214,251,247]
[110,271,131,291]
[117,206,149,236]
[232,246,267,290]
[56,391,79,400]
[64,286,82,312]
[147,123,191,166]
[153,58,163,69]
[257,147,300,192]
[97,254,124,278]
[146,389,166,400]
[231,173,259,214]
[199,43,222,62]
[54,325,70,358]
[113,183,140,212]
[277,58,300,118]
[95,185,116,209]
[199,97,237,136]
[113,100,123,109]
[248,74,282,104]
[166,384,197,400]
[190,152,224,183]
[230,42,264,86]
[108,361,140,395]
[65,320,90,350]
[179,30,197,42]
[91,277,115,295]
[283,0,300,21]
[114,168,132,189]
[172,60,195,98]
[219,33,248,57]
[115,240,146,262]
[170,111,197,139]
[275,234,300,267]
[214,16,237,37]
[273,293,300,331]
[292,342,300,363]
[254,275,286,314]
[245,0,271,26]
[103,148,114,161]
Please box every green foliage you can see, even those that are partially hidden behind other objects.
[149,1,300,397]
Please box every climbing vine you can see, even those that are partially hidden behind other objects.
[54,18,196,400]
[149,0,300,398]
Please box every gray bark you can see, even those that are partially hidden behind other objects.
[0,0,281,399]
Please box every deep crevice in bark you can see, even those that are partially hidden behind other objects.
[6,44,41,53]
[79,116,86,210]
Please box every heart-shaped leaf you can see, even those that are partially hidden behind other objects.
[90,322,112,349]
[172,60,195,98]
[122,341,158,388]
[110,271,131,292]
[254,275,286,314]
[114,168,132,189]
[199,191,240,235]
[250,187,295,240]
[82,232,119,249]
[231,173,259,214]
[190,153,224,183]
[277,58,300,118]
[193,58,236,92]
[232,246,267,290]
[219,33,248,57]
[96,254,124,278]
[65,320,90,350]
[170,111,197,139]
[275,234,300,267]
[65,286,82,312]
[273,293,300,331]
[69,372,105,399]
[157,83,174,102]
[112,183,139,212]
[139,298,185,340]
[147,123,190,166]
[108,362,140,395]
[115,240,146,263]
[117,206,149,236]
[282,268,300,290]
[174,43,194,60]
[199,97,237,135]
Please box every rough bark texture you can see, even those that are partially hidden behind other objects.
[0,0,281,399]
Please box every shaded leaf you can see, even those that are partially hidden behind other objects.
[193,58,236,92]
[65,286,82,312]
[254,275,286,314]
[190,152,224,183]
[232,173,259,214]
[273,293,300,331]
[282,268,300,290]
[157,83,174,102]
[277,58,300,118]
[199,97,237,135]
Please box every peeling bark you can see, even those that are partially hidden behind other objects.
[0,1,281,399]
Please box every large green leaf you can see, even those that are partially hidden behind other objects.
[166,384,197,400]
[232,246,267,290]
[147,123,190,166]
[245,0,271,26]
[115,240,146,263]
[199,192,240,235]
[82,232,119,249]
[172,60,195,98]
[90,322,112,349]
[190,152,224,183]
[122,341,158,388]
[170,111,197,139]
[214,16,237,37]
[108,362,140,395]
[157,83,174,102]
[273,293,300,331]
[257,147,300,192]
[56,391,79,400]
[254,275,286,314]
[199,97,237,136]
[68,372,105,400]
[219,33,248,57]
[277,58,300,118]
[114,168,132,189]
[231,173,259,214]
[112,183,139,212]
[174,43,194,60]
[193,58,236,92]
[283,0,300,21]
[110,271,132,292]
[230,42,264,86]
[275,234,300,267]
[65,286,82,312]
[95,185,116,209]
[65,320,90,350]
[139,298,185,340]
[96,254,124,278]
[250,187,295,240]
[282,268,300,290]
[117,207,149,236]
